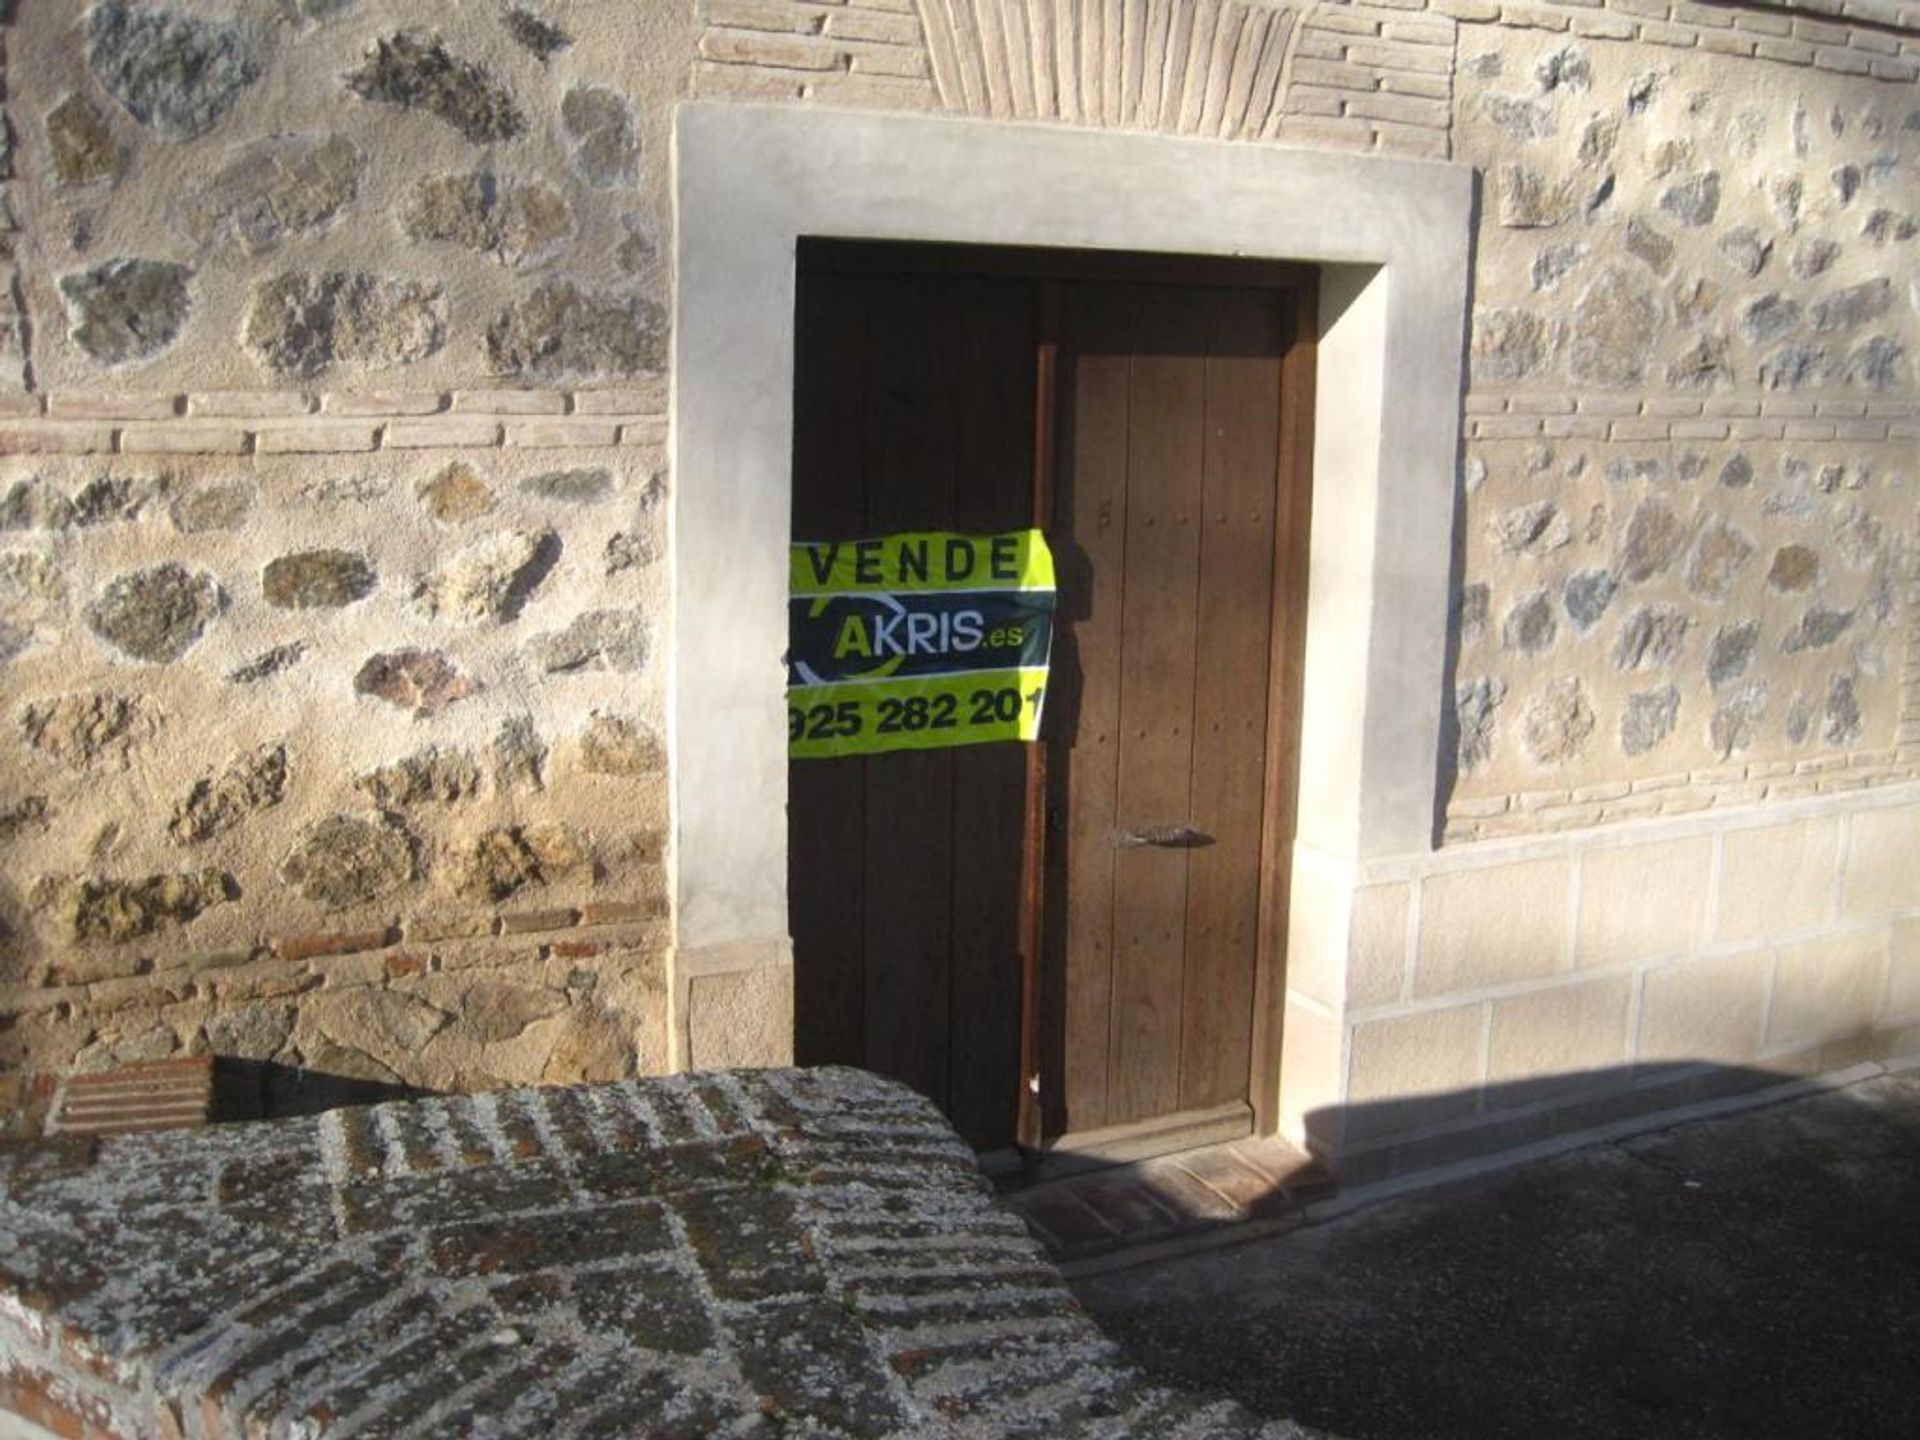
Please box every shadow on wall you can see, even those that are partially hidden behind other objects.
[1079,1053,1920,1440]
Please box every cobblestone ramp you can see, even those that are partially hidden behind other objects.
[0,1068,1323,1439]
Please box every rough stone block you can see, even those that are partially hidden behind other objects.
[1416,858,1570,995]
[1576,836,1713,968]
[1766,930,1888,1048]
[1637,950,1770,1065]
[688,965,794,1069]
[1715,818,1841,943]
[1841,805,1920,921]
[1487,976,1632,1085]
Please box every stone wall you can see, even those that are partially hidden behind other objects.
[0,1,1916,1154]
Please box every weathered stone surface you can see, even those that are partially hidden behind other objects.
[244,271,446,379]
[1563,569,1616,633]
[1522,677,1594,765]
[203,1004,294,1061]
[1810,278,1892,333]
[75,474,163,528]
[1686,520,1754,602]
[0,551,64,661]
[493,716,546,793]
[1742,294,1804,345]
[1767,544,1819,593]
[45,94,119,185]
[403,173,572,270]
[1489,500,1570,556]
[1716,227,1771,279]
[578,713,663,776]
[1790,239,1840,280]
[1535,45,1590,92]
[1620,684,1679,758]
[1576,113,1617,166]
[262,550,377,610]
[53,869,234,943]
[1571,267,1659,387]
[416,529,557,623]
[170,481,255,535]
[357,746,482,807]
[1710,682,1769,758]
[1824,673,1861,745]
[1784,692,1816,746]
[60,259,193,366]
[503,7,573,59]
[1718,454,1753,490]
[1843,335,1903,390]
[532,608,649,673]
[178,134,363,254]
[1832,508,1883,571]
[1862,209,1918,242]
[1614,604,1692,671]
[604,530,659,574]
[1618,498,1687,584]
[20,692,154,771]
[170,744,288,844]
[353,649,481,717]
[295,987,450,1080]
[1668,334,1731,391]
[85,564,221,662]
[522,467,613,503]
[1502,590,1556,655]
[1531,243,1585,291]
[1497,164,1574,228]
[417,461,497,523]
[1455,677,1506,774]
[1671,277,1720,327]
[1659,171,1721,227]
[487,281,665,379]
[1706,622,1760,693]
[450,823,592,900]
[1624,219,1673,275]
[0,795,52,844]
[1783,604,1854,653]
[280,812,415,910]
[1759,342,1826,390]
[0,479,74,533]
[563,86,641,189]
[228,641,310,685]
[1472,309,1557,384]
[87,2,262,140]
[1460,583,1490,644]
[345,32,526,144]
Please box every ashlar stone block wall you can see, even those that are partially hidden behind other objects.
[0,0,1915,1170]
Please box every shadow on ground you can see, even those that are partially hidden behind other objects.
[1074,1064,1920,1440]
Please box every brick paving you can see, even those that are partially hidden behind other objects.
[0,1068,1323,1439]
[1004,1139,1336,1271]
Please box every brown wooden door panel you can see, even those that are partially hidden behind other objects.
[792,247,1303,1160]
[790,266,1034,1152]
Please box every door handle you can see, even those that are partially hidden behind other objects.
[1115,824,1214,849]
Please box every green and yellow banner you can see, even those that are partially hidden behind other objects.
[788,530,1055,758]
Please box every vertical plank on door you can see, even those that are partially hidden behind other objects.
[790,271,871,1069]
[1180,288,1283,1111]
[860,275,959,1113]
[1050,284,1133,1137]
[946,277,1036,1150]
[1107,284,1207,1125]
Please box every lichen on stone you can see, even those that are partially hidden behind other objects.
[84,563,221,663]
[562,86,642,189]
[530,608,649,674]
[87,2,262,140]
[402,172,572,270]
[244,271,446,380]
[486,280,666,380]
[357,747,482,807]
[262,550,378,610]
[19,691,156,771]
[44,94,119,186]
[346,32,526,144]
[414,529,557,623]
[60,259,193,366]
[280,813,416,910]
[353,649,481,717]
[52,869,235,943]
[170,744,289,845]
[177,134,365,255]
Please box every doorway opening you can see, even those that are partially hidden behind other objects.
[788,240,1317,1173]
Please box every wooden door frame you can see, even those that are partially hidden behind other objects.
[798,241,1317,1149]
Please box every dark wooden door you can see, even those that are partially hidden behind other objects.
[791,246,1306,1159]
[1043,281,1296,1150]
[789,263,1036,1152]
